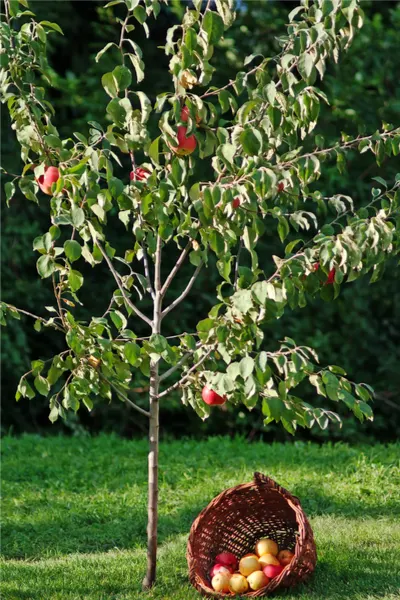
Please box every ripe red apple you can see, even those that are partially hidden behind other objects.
[129,167,150,182]
[232,197,241,209]
[36,166,60,195]
[215,551,238,570]
[169,126,197,156]
[202,386,226,406]
[180,106,201,124]
[326,267,336,285]
[277,182,285,193]
[263,564,284,579]
[210,563,233,578]
[278,549,294,567]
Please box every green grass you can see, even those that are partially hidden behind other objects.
[1,435,400,600]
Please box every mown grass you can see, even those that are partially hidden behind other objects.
[1,435,399,600]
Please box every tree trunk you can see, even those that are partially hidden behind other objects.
[142,235,162,590]
[142,360,159,589]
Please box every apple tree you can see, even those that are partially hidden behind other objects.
[1,0,399,588]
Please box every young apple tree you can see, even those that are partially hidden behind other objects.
[1,0,399,589]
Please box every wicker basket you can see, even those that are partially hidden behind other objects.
[187,472,316,597]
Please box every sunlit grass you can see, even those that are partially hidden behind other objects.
[2,435,399,599]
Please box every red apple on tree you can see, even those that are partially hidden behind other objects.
[277,182,285,193]
[168,126,197,156]
[326,267,336,285]
[180,106,201,124]
[130,167,150,182]
[232,197,241,209]
[36,166,60,195]
[202,386,226,406]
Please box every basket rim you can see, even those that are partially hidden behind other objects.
[187,472,314,598]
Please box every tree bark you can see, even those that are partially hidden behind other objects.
[142,236,162,590]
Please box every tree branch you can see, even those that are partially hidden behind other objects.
[107,379,151,418]
[161,262,203,318]
[234,238,244,289]
[159,342,202,383]
[158,345,215,399]
[154,235,162,296]
[143,247,156,300]
[96,241,152,327]
[160,239,192,298]
[3,304,64,332]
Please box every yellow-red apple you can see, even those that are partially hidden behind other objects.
[211,573,231,592]
[277,550,294,566]
[247,570,270,591]
[239,554,261,576]
[259,553,280,568]
[210,563,233,578]
[229,573,249,594]
[255,538,278,557]
[129,167,150,182]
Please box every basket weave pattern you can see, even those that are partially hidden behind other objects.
[187,472,317,597]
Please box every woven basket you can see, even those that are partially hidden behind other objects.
[187,472,316,597]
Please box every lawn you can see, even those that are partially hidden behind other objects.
[1,435,399,600]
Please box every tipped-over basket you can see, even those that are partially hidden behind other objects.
[187,472,316,597]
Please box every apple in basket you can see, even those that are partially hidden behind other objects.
[210,563,233,578]
[263,564,284,579]
[255,538,278,557]
[247,570,270,591]
[259,553,280,568]
[211,573,231,592]
[239,554,261,576]
[215,551,238,570]
[229,573,249,594]
[278,549,295,566]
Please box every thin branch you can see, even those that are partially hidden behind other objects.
[96,240,152,327]
[107,378,151,418]
[161,240,193,298]
[4,305,64,332]
[101,296,116,320]
[234,238,244,289]
[52,273,67,329]
[159,342,202,383]
[158,345,215,399]
[161,262,203,318]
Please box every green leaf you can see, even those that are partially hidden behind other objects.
[124,342,141,365]
[240,128,262,155]
[5,182,15,205]
[128,54,145,83]
[112,65,132,92]
[71,206,85,228]
[133,4,147,24]
[298,52,315,82]
[219,143,236,167]
[148,136,160,165]
[37,255,55,278]
[135,91,151,123]
[44,134,62,149]
[278,217,290,242]
[40,20,64,34]
[49,406,59,423]
[239,356,255,379]
[34,375,50,397]
[101,72,118,98]
[108,176,124,198]
[95,42,116,62]
[110,310,127,330]
[64,240,82,262]
[202,10,224,45]
[68,270,84,292]
[263,395,284,421]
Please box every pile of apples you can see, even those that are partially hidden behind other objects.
[209,538,294,594]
